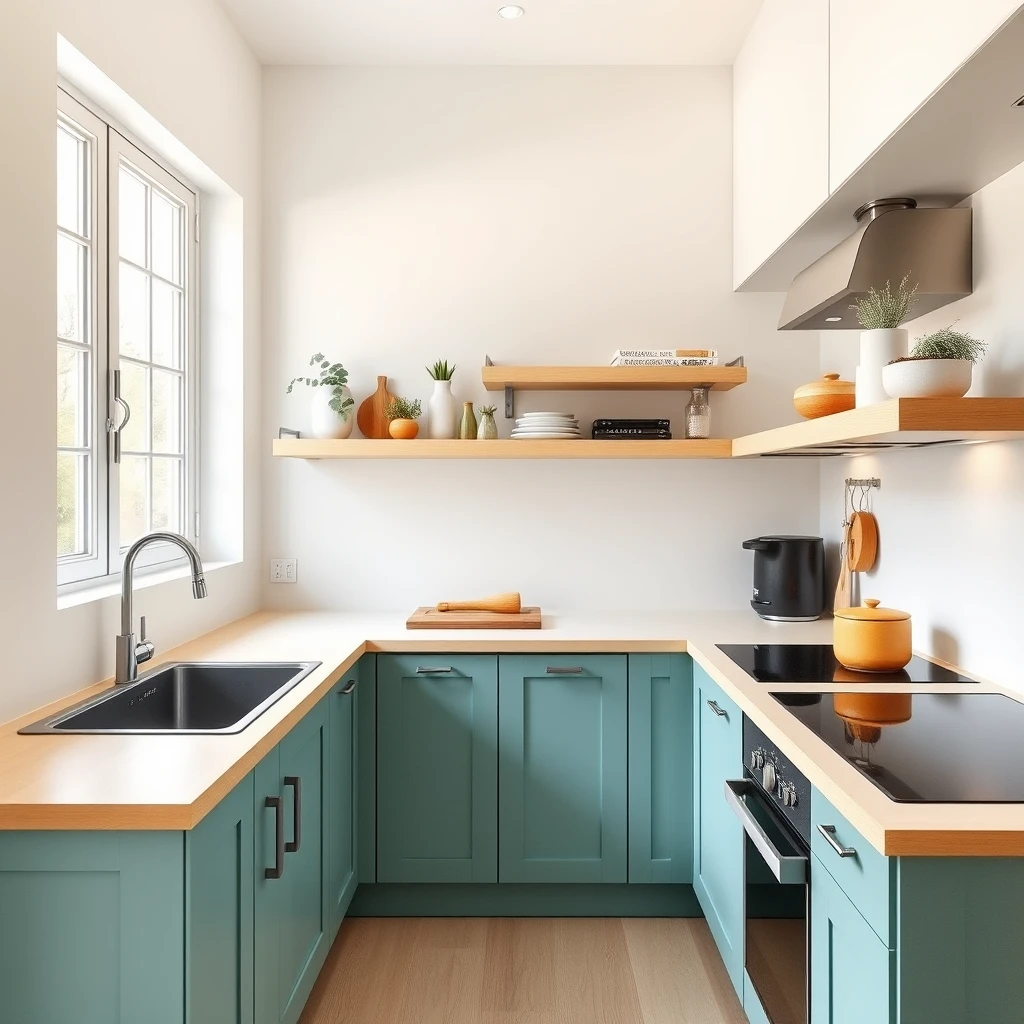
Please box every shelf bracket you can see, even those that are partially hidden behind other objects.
[504,386,514,419]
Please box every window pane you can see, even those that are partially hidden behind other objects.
[57,234,86,342]
[151,191,182,284]
[118,262,150,360]
[151,457,182,533]
[152,279,183,368]
[57,345,88,448]
[119,455,149,547]
[152,369,182,454]
[120,359,149,452]
[57,451,87,557]
[57,125,86,236]
[118,165,148,266]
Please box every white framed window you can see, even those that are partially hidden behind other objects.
[56,87,199,589]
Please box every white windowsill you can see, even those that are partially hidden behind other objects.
[57,559,239,610]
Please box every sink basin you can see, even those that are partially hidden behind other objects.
[19,661,321,735]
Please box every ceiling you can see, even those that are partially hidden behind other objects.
[218,0,763,66]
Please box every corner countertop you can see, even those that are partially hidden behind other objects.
[0,609,1017,856]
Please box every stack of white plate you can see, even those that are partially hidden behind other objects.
[511,412,581,440]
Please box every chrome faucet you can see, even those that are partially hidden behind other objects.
[115,532,207,684]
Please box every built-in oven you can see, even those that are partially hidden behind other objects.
[727,716,814,1024]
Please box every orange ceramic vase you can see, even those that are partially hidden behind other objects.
[388,419,419,440]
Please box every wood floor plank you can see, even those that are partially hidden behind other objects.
[554,919,645,1024]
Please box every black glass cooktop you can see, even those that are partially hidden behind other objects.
[717,644,976,685]
[774,692,1023,802]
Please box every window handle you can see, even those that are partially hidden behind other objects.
[108,368,131,464]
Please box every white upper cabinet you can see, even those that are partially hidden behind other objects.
[829,0,1023,191]
[733,0,830,289]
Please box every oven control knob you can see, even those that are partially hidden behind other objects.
[762,762,777,793]
[750,750,765,772]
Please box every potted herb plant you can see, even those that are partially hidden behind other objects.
[385,396,423,439]
[850,275,918,407]
[426,360,458,439]
[477,404,499,440]
[883,325,987,399]
[287,354,355,439]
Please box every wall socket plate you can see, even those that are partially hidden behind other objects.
[270,558,297,583]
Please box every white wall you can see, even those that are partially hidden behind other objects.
[0,0,262,722]
[262,67,821,611]
[820,160,1024,686]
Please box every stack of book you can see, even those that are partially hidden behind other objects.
[592,419,672,440]
[610,348,719,367]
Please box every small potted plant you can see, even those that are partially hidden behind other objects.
[850,275,918,406]
[477,404,499,440]
[287,354,355,439]
[883,325,987,399]
[385,396,422,439]
[426,360,458,439]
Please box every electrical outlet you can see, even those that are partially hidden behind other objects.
[270,558,297,583]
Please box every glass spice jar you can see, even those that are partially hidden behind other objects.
[685,387,711,439]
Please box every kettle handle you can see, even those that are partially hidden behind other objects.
[742,538,773,552]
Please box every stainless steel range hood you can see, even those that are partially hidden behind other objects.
[777,199,973,330]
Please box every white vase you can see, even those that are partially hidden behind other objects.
[856,328,908,407]
[309,385,354,439]
[427,379,459,439]
[882,359,973,399]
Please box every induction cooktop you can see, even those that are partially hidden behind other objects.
[774,692,1022,802]
[717,644,976,685]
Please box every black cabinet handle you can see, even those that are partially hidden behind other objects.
[416,666,453,674]
[284,776,302,853]
[546,666,584,675]
[265,796,284,879]
[339,678,356,695]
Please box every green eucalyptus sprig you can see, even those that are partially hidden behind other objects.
[385,396,422,421]
[286,353,354,419]
[427,360,456,381]
[907,325,987,365]
[479,405,497,417]
[852,275,918,330]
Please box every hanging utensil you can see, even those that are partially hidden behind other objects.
[847,510,879,573]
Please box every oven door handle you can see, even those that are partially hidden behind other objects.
[725,779,808,885]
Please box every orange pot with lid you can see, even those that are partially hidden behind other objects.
[833,598,912,673]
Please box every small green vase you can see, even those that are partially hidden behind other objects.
[459,401,478,440]
[477,408,498,440]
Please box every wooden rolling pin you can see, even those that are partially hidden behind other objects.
[436,592,522,614]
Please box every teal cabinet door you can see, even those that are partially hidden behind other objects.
[255,698,331,1024]
[328,665,359,938]
[811,852,895,1024]
[0,831,184,1024]
[499,654,628,883]
[186,773,255,1024]
[628,653,693,883]
[692,665,744,993]
[377,654,498,882]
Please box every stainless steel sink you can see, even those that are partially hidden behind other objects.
[19,661,321,735]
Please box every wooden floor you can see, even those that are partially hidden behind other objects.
[300,917,748,1024]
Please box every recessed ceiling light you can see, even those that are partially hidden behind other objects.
[825,316,843,322]
[498,5,525,18]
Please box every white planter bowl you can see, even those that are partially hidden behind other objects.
[310,385,354,438]
[882,359,973,399]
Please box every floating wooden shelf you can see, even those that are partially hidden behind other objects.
[732,398,1024,458]
[273,438,734,460]
[481,363,747,393]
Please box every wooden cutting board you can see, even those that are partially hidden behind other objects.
[357,375,396,439]
[407,606,542,630]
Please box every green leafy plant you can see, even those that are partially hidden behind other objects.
[286,353,354,419]
[479,405,497,416]
[385,396,422,421]
[902,325,987,364]
[851,275,918,329]
[427,360,457,381]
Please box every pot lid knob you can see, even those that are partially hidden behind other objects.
[864,599,880,608]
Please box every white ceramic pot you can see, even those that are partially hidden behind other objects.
[882,358,973,399]
[427,379,459,439]
[310,385,354,439]
[856,328,908,407]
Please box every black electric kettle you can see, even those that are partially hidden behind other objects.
[742,536,825,621]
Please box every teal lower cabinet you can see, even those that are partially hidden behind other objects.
[627,653,693,883]
[376,654,499,882]
[255,697,331,1024]
[498,654,628,883]
[327,661,359,938]
[692,664,744,994]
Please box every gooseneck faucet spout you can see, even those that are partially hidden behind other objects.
[116,532,207,684]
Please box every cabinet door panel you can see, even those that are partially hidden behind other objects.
[328,665,358,939]
[499,654,627,883]
[377,654,498,882]
[693,666,744,993]
[628,653,693,883]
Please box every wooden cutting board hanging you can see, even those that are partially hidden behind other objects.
[357,375,396,439]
